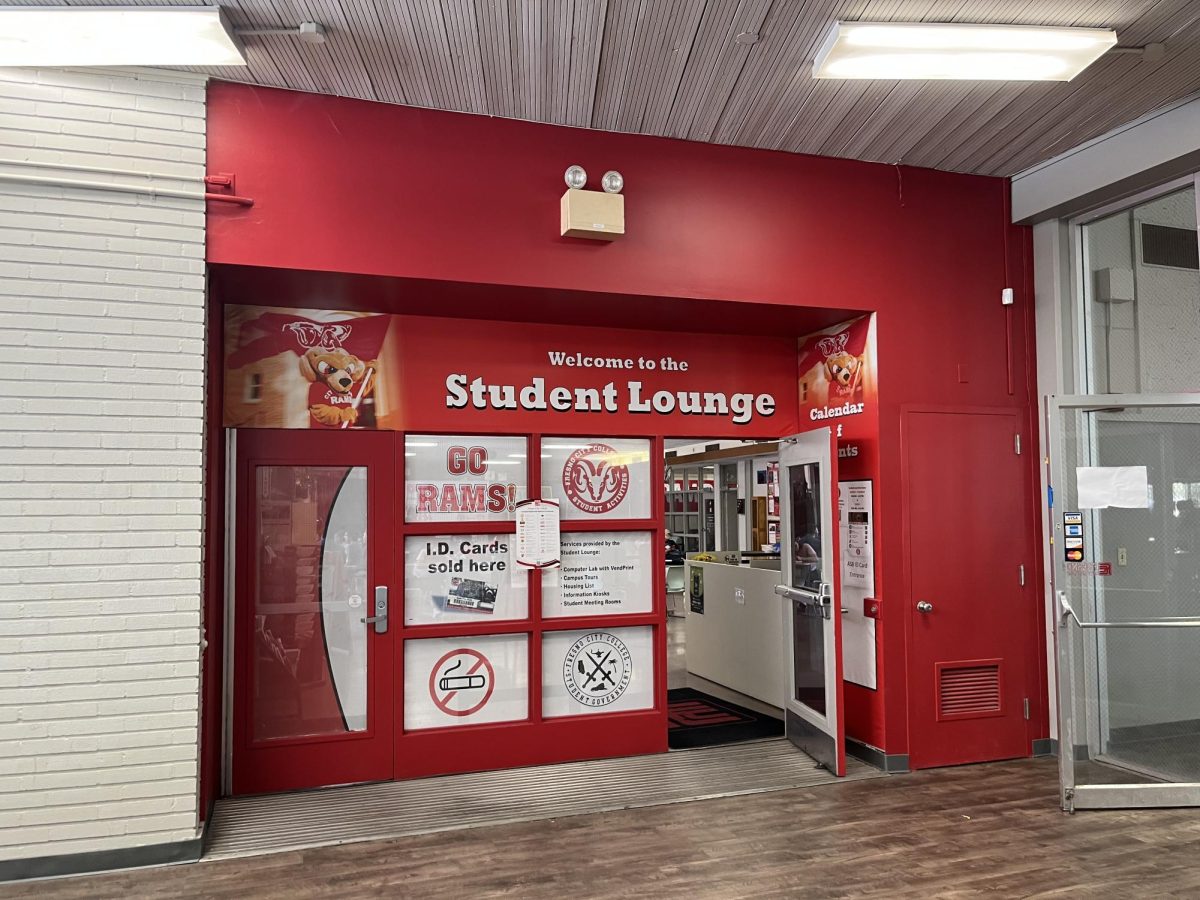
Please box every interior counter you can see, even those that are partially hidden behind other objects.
[684,560,785,711]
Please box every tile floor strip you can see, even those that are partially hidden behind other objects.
[205,739,885,859]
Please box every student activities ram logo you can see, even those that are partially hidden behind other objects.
[562,443,630,515]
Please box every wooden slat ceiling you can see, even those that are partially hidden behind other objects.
[25,0,1200,175]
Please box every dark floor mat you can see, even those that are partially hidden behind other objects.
[668,687,785,749]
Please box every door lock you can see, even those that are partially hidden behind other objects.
[362,586,388,634]
[916,601,934,614]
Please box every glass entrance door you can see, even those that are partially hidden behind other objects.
[231,430,396,795]
[775,427,845,775]
[1051,395,1200,810]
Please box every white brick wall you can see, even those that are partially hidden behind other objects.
[0,68,207,863]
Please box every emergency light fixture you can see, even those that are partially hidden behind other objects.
[560,164,623,240]
[812,21,1118,81]
[0,6,246,67]
[564,166,588,190]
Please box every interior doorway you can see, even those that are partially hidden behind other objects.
[663,439,788,751]
[660,434,846,775]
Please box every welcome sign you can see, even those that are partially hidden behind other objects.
[224,306,800,437]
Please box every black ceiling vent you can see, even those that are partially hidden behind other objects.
[1141,223,1199,270]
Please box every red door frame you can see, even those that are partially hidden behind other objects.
[231,429,397,795]
[392,430,667,780]
[230,428,668,794]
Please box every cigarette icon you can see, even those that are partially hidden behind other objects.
[439,674,486,691]
[436,658,486,692]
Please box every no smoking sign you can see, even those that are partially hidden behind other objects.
[428,648,495,717]
[404,635,528,730]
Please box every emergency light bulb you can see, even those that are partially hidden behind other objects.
[601,170,624,194]
[564,165,587,190]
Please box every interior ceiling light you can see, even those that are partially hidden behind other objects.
[812,21,1118,81]
[0,6,246,67]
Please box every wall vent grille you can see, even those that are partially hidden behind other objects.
[936,660,1003,721]
[1141,223,1199,270]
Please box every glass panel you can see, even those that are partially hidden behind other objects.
[1062,406,1200,784]
[542,626,655,717]
[543,531,654,618]
[719,462,740,551]
[788,460,826,714]
[1083,185,1199,394]
[542,437,652,520]
[403,634,529,730]
[404,434,527,522]
[702,495,716,551]
[788,462,824,591]
[253,465,368,741]
[699,465,717,551]
[403,534,528,625]
[793,599,826,714]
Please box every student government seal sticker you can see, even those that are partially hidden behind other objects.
[562,443,630,515]
[563,632,632,707]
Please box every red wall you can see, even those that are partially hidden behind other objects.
[205,81,1045,760]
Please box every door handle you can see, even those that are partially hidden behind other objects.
[361,586,388,634]
[916,600,934,614]
[775,583,833,619]
[775,582,832,601]
[775,584,818,606]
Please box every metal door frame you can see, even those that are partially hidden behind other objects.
[1049,393,1200,810]
[774,428,845,776]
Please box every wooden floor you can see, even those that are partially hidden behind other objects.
[6,758,1200,899]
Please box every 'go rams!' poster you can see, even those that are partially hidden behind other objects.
[224,306,398,430]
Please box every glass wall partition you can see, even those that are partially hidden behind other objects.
[1052,178,1200,809]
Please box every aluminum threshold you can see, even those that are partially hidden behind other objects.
[206,739,884,860]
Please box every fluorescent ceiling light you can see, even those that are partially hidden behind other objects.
[813,21,1117,81]
[0,6,246,67]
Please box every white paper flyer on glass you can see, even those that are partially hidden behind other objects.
[514,498,561,569]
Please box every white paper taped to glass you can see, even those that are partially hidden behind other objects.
[1075,466,1149,509]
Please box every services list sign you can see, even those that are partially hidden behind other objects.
[542,532,653,618]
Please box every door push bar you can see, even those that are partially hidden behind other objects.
[362,585,388,634]
[775,582,833,619]
[1057,591,1200,629]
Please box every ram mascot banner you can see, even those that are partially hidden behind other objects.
[224,306,397,430]
[797,314,877,433]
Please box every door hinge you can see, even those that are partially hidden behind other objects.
[1023,698,1030,720]
[1014,434,1022,455]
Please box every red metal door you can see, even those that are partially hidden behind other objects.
[904,410,1032,768]
[232,430,396,794]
